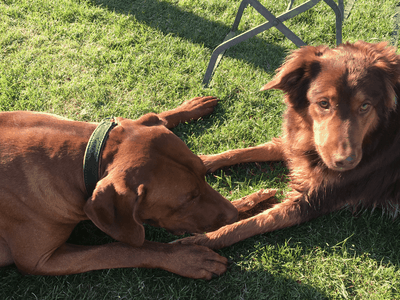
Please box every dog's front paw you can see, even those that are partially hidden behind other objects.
[167,244,228,279]
[232,189,277,212]
[177,96,219,121]
[172,233,218,249]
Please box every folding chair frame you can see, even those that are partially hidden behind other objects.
[203,0,344,87]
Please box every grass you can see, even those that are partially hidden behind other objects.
[1,0,400,299]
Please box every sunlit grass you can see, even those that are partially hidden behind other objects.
[1,0,400,299]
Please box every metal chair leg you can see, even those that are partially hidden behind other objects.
[287,0,295,11]
[203,0,344,87]
[323,0,343,45]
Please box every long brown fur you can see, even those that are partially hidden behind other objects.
[178,41,400,249]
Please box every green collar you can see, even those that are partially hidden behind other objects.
[83,118,117,197]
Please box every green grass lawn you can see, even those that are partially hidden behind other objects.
[1,0,400,299]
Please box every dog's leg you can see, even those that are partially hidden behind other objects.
[200,138,284,173]
[12,241,228,279]
[231,189,277,212]
[176,196,317,250]
[158,96,218,129]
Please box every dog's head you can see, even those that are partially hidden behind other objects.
[83,113,238,247]
[262,41,400,171]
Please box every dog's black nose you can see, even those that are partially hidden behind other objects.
[333,154,356,170]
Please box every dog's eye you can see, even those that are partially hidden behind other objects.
[318,100,330,109]
[359,103,371,113]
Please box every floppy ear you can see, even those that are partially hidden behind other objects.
[83,177,146,247]
[363,41,400,111]
[261,45,328,110]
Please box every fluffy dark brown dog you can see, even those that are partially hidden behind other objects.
[178,41,400,249]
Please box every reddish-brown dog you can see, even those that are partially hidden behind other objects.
[178,41,400,249]
[0,96,242,279]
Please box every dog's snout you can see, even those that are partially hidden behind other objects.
[218,203,238,225]
[333,154,357,170]
[329,133,361,171]
[215,205,238,229]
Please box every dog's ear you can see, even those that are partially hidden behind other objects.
[361,41,400,111]
[84,176,146,247]
[261,45,327,93]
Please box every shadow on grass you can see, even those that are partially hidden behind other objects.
[91,0,287,72]
[2,207,399,299]
[1,220,328,299]
[0,262,327,300]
